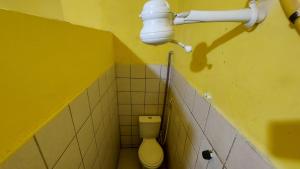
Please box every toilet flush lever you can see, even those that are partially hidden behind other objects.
[202,150,214,160]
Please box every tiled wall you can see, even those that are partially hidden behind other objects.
[0,65,119,169]
[115,64,167,148]
[166,67,274,169]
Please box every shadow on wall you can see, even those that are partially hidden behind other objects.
[190,24,256,72]
[268,120,300,159]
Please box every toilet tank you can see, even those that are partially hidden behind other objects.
[139,116,161,138]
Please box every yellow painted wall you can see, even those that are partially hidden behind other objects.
[0,0,180,64]
[0,10,114,163]
[1,0,300,168]
[172,0,300,168]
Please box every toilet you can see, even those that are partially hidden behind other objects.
[138,116,164,169]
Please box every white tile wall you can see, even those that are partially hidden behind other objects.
[207,154,223,169]
[192,93,210,130]
[132,105,144,115]
[131,92,145,104]
[145,93,159,104]
[120,126,132,135]
[146,79,160,92]
[146,64,161,78]
[131,79,145,91]
[53,139,82,169]
[35,107,75,168]
[225,135,273,169]
[77,117,95,156]
[131,64,145,78]
[205,107,236,163]
[0,138,46,169]
[69,91,91,132]
[0,65,119,169]
[145,105,158,115]
[116,64,167,148]
[118,105,131,115]
[117,78,130,91]
[166,67,274,169]
[118,92,131,104]
[87,79,100,110]
[116,64,130,78]
[83,141,98,169]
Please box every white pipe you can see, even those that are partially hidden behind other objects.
[174,9,252,24]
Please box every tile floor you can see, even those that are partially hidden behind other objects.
[118,148,141,169]
[117,148,168,169]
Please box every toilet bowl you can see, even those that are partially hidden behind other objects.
[138,116,164,169]
[138,138,164,169]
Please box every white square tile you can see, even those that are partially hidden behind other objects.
[91,101,102,132]
[144,105,158,115]
[118,92,131,104]
[160,65,168,80]
[116,64,130,78]
[158,93,165,105]
[225,135,273,169]
[192,93,210,130]
[1,138,46,169]
[119,116,131,125]
[205,107,236,163]
[146,64,161,78]
[83,141,98,169]
[117,78,130,91]
[120,126,131,135]
[132,126,139,136]
[207,153,223,169]
[145,93,159,104]
[77,117,95,156]
[87,79,100,110]
[132,105,144,115]
[69,91,91,131]
[131,79,145,91]
[53,139,82,169]
[35,107,75,168]
[146,79,160,92]
[118,105,131,115]
[131,64,145,78]
[132,116,139,125]
[121,136,131,145]
[131,92,145,104]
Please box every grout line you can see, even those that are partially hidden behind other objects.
[224,136,237,166]
[68,105,86,169]
[33,136,49,169]
[86,84,100,151]
[172,82,226,165]
[51,136,77,169]
[203,104,211,132]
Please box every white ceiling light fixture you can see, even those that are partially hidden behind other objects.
[140,0,267,52]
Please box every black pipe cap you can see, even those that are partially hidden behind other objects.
[202,150,212,160]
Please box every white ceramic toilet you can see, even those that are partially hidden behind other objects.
[138,116,164,169]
